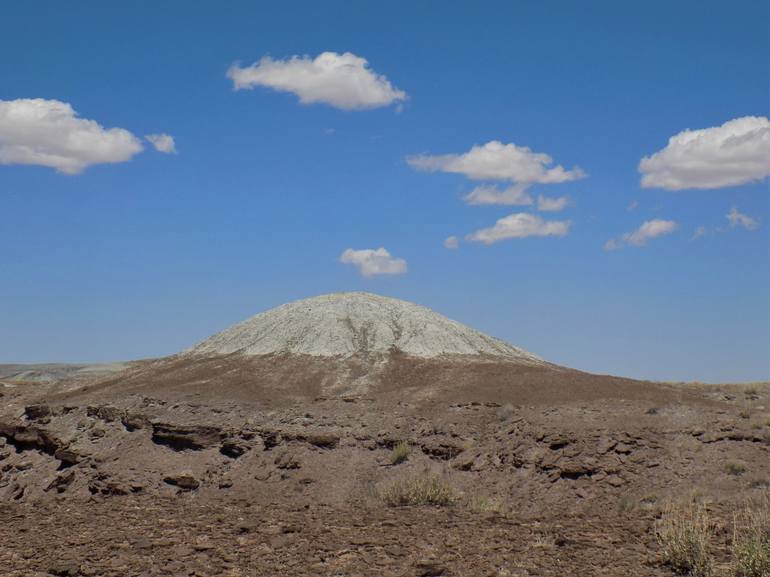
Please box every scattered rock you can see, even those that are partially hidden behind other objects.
[163,472,200,491]
[121,412,150,431]
[152,423,224,451]
[24,405,51,421]
[415,559,447,576]
[274,451,300,470]
[220,439,250,458]
[54,448,81,468]
[304,432,339,449]
[606,475,626,487]
[48,561,80,576]
[86,405,123,423]
[45,470,75,493]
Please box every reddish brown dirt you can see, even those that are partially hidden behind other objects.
[0,354,768,576]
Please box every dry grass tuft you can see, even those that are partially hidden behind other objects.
[465,494,502,513]
[656,503,714,577]
[726,462,749,476]
[390,441,410,465]
[378,471,457,507]
[732,495,770,577]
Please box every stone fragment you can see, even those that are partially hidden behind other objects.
[163,471,200,491]
[24,405,51,420]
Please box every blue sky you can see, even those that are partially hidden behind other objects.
[1,0,768,382]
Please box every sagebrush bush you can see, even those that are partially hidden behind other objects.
[465,494,502,513]
[656,503,713,577]
[378,472,456,507]
[390,441,410,465]
[727,462,749,476]
[732,496,770,577]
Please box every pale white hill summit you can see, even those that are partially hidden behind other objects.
[186,292,543,363]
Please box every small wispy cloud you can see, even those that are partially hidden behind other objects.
[690,226,708,241]
[604,219,678,250]
[726,207,759,231]
[408,140,584,183]
[536,195,569,212]
[339,247,407,277]
[466,213,571,245]
[463,184,533,206]
[443,236,459,249]
[145,133,176,154]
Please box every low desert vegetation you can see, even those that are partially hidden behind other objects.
[726,462,749,476]
[378,471,456,507]
[732,496,770,577]
[655,495,770,577]
[496,403,516,422]
[390,440,410,465]
[464,494,503,513]
[656,503,714,577]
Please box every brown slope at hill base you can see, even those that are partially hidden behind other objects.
[54,351,707,409]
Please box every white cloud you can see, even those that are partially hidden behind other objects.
[443,235,459,249]
[466,213,571,245]
[690,226,708,241]
[537,195,569,212]
[464,184,533,206]
[639,116,770,190]
[145,133,176,154]
[605,219,678,250]
[339,247,407,277]
[227,52,406,110]
[726,207,759,230]
[0,98,143,174]
[603,238,622,251]
[408,140,584,184]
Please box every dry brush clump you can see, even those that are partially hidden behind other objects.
[390,440,411,465]
[655,503,714,577]
[726,462,749,476]
[732,495,770,577]
[378,471,457,507]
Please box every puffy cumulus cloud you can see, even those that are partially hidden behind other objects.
[639,116,770,190]
[466,213,571,245]
[726,207,759,230]
[339,247,407,277]
[464,184,533,206]
[0,98,143,174]
[408,140,585,184]
[145,133,176,154]
[443,235,459,249]
[227,52,406,110]
[604,219,678,250]
[537,195,569,212]
[408,141,584,207]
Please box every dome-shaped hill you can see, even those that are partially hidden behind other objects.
[185,292,543,363]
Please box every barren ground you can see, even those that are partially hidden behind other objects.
[0,356,768,576]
